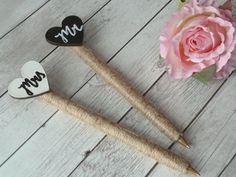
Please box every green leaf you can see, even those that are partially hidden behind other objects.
[178,0,187,8]
[193,65,216,84]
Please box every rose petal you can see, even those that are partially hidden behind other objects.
[215,48,236,79]
[160,0,236,79]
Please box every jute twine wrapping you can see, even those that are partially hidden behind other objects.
[72,46,180,142]
[40,92,189,173]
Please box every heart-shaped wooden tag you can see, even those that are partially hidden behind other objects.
[8,61,50,98]
[45,16,84,46]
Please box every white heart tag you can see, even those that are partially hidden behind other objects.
[8,61,50,98]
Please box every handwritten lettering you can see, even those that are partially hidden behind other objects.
[18,71,46,96]
[54,24,83,43]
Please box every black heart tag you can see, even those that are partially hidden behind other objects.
[45,16,84,46]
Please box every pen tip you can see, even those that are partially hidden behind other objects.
[178,136,190,148]
[187,166,200,176]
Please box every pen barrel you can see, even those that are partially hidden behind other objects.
[40,92,189,173]
[72,46,180,142]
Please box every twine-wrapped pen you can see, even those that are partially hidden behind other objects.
[8,61,199,175]
[40,91,198,175]
[45,16,190,148]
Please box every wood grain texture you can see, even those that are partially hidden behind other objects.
[220,155,236,177]
[0,0,110,96]
[2,0,225,176]
[0,0,110,165]
[0,0,236,177]
[0,111,105,177]
[0,0,49,38]
[70,1,234,177]
[145,1,236,176]
[69,45,224,176]
[148,75,236,177]
[0,0,171,176]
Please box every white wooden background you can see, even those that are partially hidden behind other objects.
[0,0,235,177]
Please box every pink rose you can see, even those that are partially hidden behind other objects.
[160,0,236,79]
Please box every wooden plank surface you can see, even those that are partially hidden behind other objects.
[0,0,49,38]
[220,155,236,177]
[148,75,236,177]
[0,0,111,165]
[0,0,171,176]
[0,0,112,96]
[0,0,236,177]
